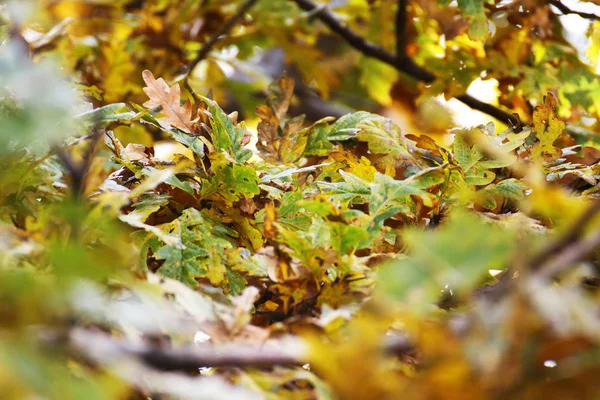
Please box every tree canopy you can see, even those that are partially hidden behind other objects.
[2,0,600,399]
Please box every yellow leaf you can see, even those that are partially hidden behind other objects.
[587,21,600,67]
[307,315,406,400]
[530,93,565,163]
[208,252,226,286]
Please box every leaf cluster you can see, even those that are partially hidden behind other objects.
[4,1,600,399]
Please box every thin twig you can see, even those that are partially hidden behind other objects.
[185,0,258,98]
[291,0,520,129]
[548,0,600,20]
[55,128,104,199]
[395,0,409,56]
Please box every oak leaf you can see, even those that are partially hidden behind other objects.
[142,70,195,133]
[530,93,566,162]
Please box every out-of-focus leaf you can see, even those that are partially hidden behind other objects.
[74,103,135,128]
[587,21,600,67]
[358,57,398,106]
[378,211,514,310]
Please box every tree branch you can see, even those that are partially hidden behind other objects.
[292,0,521,129]
[68,328,415,371]
[395,0,409,56]
[537,228,600,279]
[529,200,600,271]
[294,0,407,72]
[548,0,600,21]
[456,94,520,128]
[188,0,259,76]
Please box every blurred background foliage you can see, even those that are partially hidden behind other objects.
[3,0,600,399]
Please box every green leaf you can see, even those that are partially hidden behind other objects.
[142,167,194,195]
[464,169,496,186]
[304,118,334,156]
[378,211,514,310]
[329,111,377,141]
[167,128,205,158]
[368,168,443,230]
[120,194,182,248]
[330,222,370,255]
[75,103,135,127]
[491,178,526,201]
[456,0,484,15]
[441,0,489,40]
[358,57,398,106]
[260,163,331,184]
[453,131,482,172]
[468,12,490,41]
[228,248,269,278]
[357,116,410,156]
[207,100,252,163]
[274,191,313,231]
[202,164,260,204]
[318,170,371,206]
[152,209,234,287]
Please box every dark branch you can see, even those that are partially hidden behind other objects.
[456,94,520,128]
[395,0,409,56]
[294,0,406,71]
[538,228,600,279]
[69,328,416,371]
[529,200,600,271]
[292,0,520,128]
[138,343,302,370]
[188,0,259,75]
[523,199,600,279]
[548,0,600,21]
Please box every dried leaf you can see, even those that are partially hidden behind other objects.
[142,70,195,133]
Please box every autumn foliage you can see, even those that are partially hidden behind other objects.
[3,0,600,399]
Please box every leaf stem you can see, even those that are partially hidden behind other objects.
[185,0,259,99]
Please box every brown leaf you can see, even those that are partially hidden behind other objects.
[122,143,151,164]
[142,70,195,133]
[270,76,294,119]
